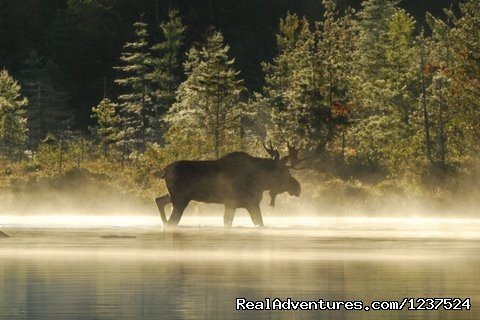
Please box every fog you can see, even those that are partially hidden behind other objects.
[1,174,480,319]
[1,214,479,319]
[2,162,480,221]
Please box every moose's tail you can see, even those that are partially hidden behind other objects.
[154,168,166,179]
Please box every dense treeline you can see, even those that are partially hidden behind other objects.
[0,0,479,213]
[0,0,455,126]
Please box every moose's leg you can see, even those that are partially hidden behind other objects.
[223,205,236,227]
[155,194,171,224]
[246,204,264,227]
[166,201,189,227]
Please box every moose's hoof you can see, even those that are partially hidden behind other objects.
[165,221,180,228]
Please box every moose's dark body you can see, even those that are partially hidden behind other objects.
[155,152,301,227]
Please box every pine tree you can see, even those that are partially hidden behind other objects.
[319,0,356,159]
[165,31,244,159]
[19,50,72,148]
[257,13,311,147]
[347,0,418,172]
[385,9,417,123]
[148,10,186,141]
[447,0,480,158]
[258,7,355,156]
[383,8,419,170]
[417,30,433,164]
[0,69,28,158]
[423,12,454,169]
[91,98,121,155]
[354,0,398,81]
[114,20,151,154]
[421,1,480,169]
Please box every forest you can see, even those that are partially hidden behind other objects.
[0,0,479,215]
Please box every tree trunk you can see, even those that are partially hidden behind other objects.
[438,96,446,170]
[419,37,433,164]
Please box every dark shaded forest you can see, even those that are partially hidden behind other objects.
[1,0,456,127]
[0,0,479,215]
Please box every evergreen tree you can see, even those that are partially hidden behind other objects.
[349,0,398,129]
[19,50,72,148]
[347,0,418,172]
[257,13,311,147]
[319,0,356,159]
[447,0,480,158]
[148,10,186,141]
[19,51,44,148]
[0,69,28,158]
[91,98,121,155]
[385,9,417,124]
[383,8,419,171]
[420,2,480,169]
[417,30,434,164]
[114,20,151,153]
[423,11,455,169]
[165,31,244,159]
[258,7,355,156]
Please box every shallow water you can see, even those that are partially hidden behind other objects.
[0,216,479,319]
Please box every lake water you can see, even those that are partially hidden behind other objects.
[0,215,479,319]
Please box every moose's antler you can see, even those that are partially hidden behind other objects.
[263,140,308,169]
[262,140,280,160]
[285,142,306,169]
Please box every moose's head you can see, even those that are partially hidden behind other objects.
[262,141,303,207]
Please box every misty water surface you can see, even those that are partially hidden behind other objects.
[0,216,479,319]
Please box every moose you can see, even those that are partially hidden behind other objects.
[154,143,303,227]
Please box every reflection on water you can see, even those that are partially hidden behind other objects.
[0,216,479,319]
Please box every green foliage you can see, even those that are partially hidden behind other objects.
[257,6,356,156]
[418,1,480,171]
[346,1,419,173]
[91,98,121,154]
[354,0,398,75]
[165,31,245,159]
[33,131,89,174]
[34,135,61,173]
[114,20,152,153]
[0,1,479,210]
[113,12,186,154]
[257,13,311,147]
[148,9,186,135]
[451,0,480,156]
[0,70,28,158]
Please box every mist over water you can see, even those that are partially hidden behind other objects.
[0,214,479,319]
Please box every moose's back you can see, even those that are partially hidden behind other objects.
[163,152,265,206]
